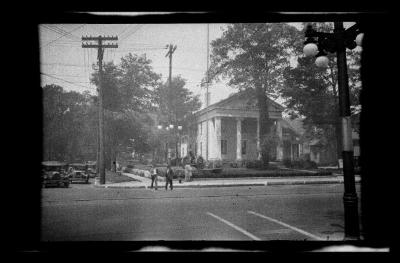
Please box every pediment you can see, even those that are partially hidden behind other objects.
[216,91,284,112]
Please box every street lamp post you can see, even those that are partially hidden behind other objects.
[157,125,166,163]
[177,125,183,159]
[303,22,363,240]
[157,124,183,164]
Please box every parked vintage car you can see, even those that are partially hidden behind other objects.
[42,161,70,188]
[68,163,90,184]
[86,161,97,178]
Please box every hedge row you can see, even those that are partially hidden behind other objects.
[192,170,332,178]
[123,166,332,179]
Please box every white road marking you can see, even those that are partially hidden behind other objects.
[207,212,261,241]
[248,211,324,241]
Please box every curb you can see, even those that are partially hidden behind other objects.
[93,178,358,189]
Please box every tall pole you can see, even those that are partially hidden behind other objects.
[82,35,118,184]
[334,22,360,240]
[205,24,210,161]
[165,44,177,160]
[97,43,105,184]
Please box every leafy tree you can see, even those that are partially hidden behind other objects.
[281,22,361,164]
[207,23,302,167]
[42,85,97,162]
[90,53,163,167]
[153,76,201,160]
[103,110,154,169]
[154,76,201,127]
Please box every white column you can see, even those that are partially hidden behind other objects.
[276,120,283,161]
[236,118,242,161]
[290,143,293,161]
[256,117,261,160]
[215,117,222,160]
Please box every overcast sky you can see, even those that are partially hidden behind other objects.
[40,23,233,108]
[39,22,356,109]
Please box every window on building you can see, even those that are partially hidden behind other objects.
[242,140,247,155]
[221,140,227,155]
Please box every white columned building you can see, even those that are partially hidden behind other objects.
[181,90,302,164]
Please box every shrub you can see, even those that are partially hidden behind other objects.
[213,160,222,168]
[246,161,255,168]
[253,160,263,169]
[127,164,134,169]
[303,160,318,169]
[123,167,132,173]
[292,160,303,168]
[283,158,292,168]
[196,156,205,169]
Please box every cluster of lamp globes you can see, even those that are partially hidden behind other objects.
[157,124,182,131]
[303,33,364,68]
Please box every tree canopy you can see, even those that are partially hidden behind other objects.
[154,75,201,129]
[207,23,302,166]
[280,22,362,163]
[42,84,96,162]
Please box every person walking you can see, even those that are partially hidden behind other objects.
[184,163,192,182]
[150,165,158,190]
[165,164,174,190]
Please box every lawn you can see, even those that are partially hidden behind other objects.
[105,170,139,183]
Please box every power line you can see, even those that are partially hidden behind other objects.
[41,62,94,68]
[113,47,166,52]
[42,24,85,48]
[119,25,139,41]
[42,72,90,78]
[41,72,96,90]
[119,25,144,43]
[47,25,82,40]
[118,24,131,38]
[154,66,205,72]
[42,25,80,42]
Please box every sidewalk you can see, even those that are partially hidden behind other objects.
[93,172,361,189]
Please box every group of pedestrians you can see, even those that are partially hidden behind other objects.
[149,163,193,191]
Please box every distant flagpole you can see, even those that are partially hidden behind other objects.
[205,23,210,160]
[206,23,210,107]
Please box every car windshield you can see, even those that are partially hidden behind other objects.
[70,164,86,170]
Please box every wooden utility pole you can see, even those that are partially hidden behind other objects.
[82,35,118,184]
[165,44,177,160]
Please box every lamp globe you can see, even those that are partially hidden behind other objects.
[356,33,364,47]
[315,56,329,68]
[303,43,319,57]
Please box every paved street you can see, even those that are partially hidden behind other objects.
[41,181,361,241]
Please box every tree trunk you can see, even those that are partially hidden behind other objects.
[111,149,117,172]
[256,83,273,168]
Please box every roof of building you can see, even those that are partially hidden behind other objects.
[195,89,285,116]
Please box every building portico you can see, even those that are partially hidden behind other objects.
[182,90,301,163]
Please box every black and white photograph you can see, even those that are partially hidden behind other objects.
[10,10,393,253]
